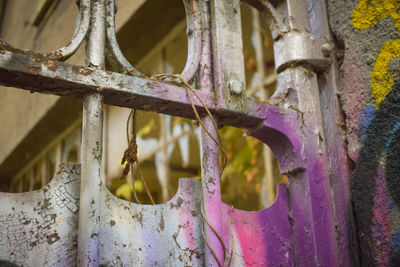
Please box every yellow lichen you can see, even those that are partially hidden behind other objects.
[371,40,400,106]
[352,0,400,31]
[352,0,400,107]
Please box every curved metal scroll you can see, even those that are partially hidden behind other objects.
[104,0,143,76]
[104,0,202,82]
[0,0,90,61]
[181,0,202,82]
[241,0,287,40]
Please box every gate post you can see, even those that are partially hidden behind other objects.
[78,0,106,265]
[271,0,343,265]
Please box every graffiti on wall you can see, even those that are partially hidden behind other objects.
[352,0,400,265]
[352,0,400,107]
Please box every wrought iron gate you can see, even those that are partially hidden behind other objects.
[0,0,354,266]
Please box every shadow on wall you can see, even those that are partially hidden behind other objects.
[353,81,400,266]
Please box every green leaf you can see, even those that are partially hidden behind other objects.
[115,183,132,200]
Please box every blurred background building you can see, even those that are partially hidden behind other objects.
[0,0,281,210]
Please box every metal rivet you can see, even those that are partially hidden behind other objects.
[228,80,242,95]
[321,43,333,57]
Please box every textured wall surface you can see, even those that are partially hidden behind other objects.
[327,0,400,265]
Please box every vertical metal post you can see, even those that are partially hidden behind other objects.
[199,1,224,266]
[271,0,340,264]
[307,0,357,265]
[78,0,105,266]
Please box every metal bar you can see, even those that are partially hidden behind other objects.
[199,1,224,265]
[104,0,142,76]
[181,0,202,82]
[0,49,300,130]
[270,0,339,265]
[307,0,356,265]
[78,0,106,265]
[211,0,247,112]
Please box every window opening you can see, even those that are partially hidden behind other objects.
[8,120,81,192]
[32,0,56,26]
[105,9,201,204]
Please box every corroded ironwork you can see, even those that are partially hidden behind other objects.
[0,163,80,266]
[0,0,355,266]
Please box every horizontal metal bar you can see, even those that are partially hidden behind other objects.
[0,50,297,129]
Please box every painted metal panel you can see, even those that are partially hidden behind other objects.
[99,178,204,266]
[0,163,80,266]
[220,185,293,266]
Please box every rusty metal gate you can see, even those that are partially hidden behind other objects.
[0,0,354,266]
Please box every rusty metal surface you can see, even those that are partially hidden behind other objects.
[211,0,247,112]
[104,0,143,76]
[0,48,302,130]
[99,178,204,266]
[78,0,106,265]
[0,163,80,266]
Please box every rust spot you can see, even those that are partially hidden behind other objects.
[146,81,154,89]
[122,244,126,248]
[143,104,152,110]
[43,199,51,209]
[159,215,165,231]
[134,212,144,227]
[127,69,143,77]
[45,60,58,72]
[110,220,116,226]
[90,232,99,238]
[72,65,93,76]
[46,233,61,244]
[26,67,40,74]
[170,197,184,210]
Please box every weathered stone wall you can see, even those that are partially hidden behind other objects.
[327,1,400,265]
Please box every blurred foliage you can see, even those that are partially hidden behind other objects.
[115,181,144,200]
[109,5,281,210]
[220,127,281,211]
[110,116,286,211]
[137,118,156,138]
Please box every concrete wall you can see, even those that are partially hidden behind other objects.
[0,0,81,183]
[327,1,400,265]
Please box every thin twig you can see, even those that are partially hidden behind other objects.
[120,109,155,204]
